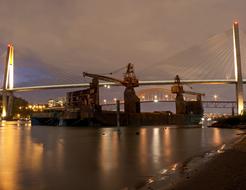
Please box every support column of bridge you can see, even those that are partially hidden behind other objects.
[233,22,244,115]
[1,44,14,119]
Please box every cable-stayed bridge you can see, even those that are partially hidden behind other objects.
[1,22,246,117]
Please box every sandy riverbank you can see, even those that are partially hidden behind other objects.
[164,134,246,190]
[139,132,246,190]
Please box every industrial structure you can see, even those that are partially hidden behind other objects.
[56,63,142,125]
[83,63,140,114]
[171,75,204,115]
[31,70,204,126]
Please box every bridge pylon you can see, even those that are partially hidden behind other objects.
[233,21,244,115]
[1,44,14,119]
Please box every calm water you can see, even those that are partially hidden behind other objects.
[0,122,241,190]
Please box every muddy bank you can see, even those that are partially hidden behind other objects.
[165,135,246,190]
[139,134,246,190]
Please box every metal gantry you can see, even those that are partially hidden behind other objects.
[101,100,243,109]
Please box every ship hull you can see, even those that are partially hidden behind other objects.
[31,111,202,126]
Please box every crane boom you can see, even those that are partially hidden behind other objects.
[183,90,205,96]
[171,75,205,96]
[83,72,124,85]
[83,63,139,88]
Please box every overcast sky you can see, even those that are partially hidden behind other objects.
[0,0,246,104]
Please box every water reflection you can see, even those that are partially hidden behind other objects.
[152,128,160,164]
[99,130,119,172]
[0,123,68,190]
[0,124,240,190]
[139,128,148,171]
[0,123,44,190]
[213,128,222,145]
[163,128,171,159]
[0,125,19,190]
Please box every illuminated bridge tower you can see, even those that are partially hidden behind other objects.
[2,44,14,118]
[233,22,244,114]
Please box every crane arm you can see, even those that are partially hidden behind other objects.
[183,90,205,96]
[83,72,124,85]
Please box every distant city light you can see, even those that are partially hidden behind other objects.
[154,99,158,103]
[213,94,218,101]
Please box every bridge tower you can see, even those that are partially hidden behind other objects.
[233,22,244,114]
[1,44,14,118]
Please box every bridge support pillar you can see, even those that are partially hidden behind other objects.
[1,92,14,119]
[7,92,14,118]
[1,44,14,119]
[1,92,7,118]
[233,22,244,115]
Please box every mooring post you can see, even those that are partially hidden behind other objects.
[116,100,120,131]
[232,106,235,116]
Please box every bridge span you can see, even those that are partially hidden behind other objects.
[1,79,241,92]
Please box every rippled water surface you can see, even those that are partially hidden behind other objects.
[0,122,241,190]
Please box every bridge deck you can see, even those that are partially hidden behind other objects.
[0,79,241,92]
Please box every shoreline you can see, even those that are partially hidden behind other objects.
[166,133,246,190]
[140,131,246,190]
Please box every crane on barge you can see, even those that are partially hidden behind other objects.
[83,63,140,114]
[171,75,205,114]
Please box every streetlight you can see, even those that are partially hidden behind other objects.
[213,94,218,101]
[141,95,145,101]
[154,95,158,103]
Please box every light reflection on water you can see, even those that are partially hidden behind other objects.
[152,128,160,164]
[213,128,222,145]
[0,124,19,190]
[0,123,241,190]
[99,131,120,174]
[163,128,171,160]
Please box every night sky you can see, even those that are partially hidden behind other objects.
[0,0,246,110]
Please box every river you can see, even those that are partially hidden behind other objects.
[0,122,241,190]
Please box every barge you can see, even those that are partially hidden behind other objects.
[31,64,204,126]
